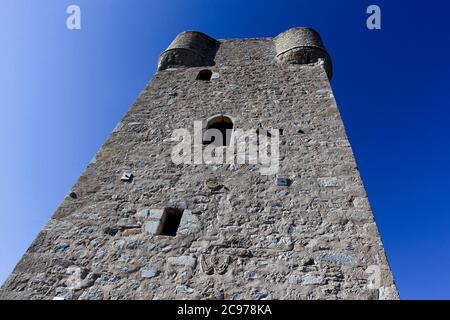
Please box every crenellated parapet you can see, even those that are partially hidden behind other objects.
[157,31,220,71]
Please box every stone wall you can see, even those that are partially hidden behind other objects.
[0,28,398,300]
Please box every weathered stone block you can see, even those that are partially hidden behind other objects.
[177,211,201,236]
[144,221,161,235]
[318,177,339,187]
[120,172,134,182]
[140,266,157,278]
[175,285,194,294]
[315,251,358,266]
[53,287,74,300]
[137,208,165,220]
[301,275,323,285]
[168,255,197,268]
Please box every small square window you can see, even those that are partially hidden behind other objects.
[276,178,291,187]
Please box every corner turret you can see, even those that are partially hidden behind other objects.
[274,27,332,79]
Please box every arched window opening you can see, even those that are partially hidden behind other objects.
[203,115,234,147]
[196,69,213,81]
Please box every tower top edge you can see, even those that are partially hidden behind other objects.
[171,31,220,43]
[158,27,332,78]
[171,27,324,43]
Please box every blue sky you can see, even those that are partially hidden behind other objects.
[1,0,449,299]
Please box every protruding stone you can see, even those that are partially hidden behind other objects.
[205,178,222,191]
[140,266,157,278]
[318,177,339,187]
[379,285,400,300]
[54,287,74,300]
[120,172,134,182]
[175,285,194,294]
[315,251,358,266]
[137,208,164,220]
[144,221,161,235]
[276,177,291,186]
[65,266,89,290]
[167,92,177,105]
[353,197,371,209]
[53,244,69,253]
[168,255,197,268]
[301,275,323,285]
[250,288,272,300]
[170,201,188,210]
[177,210,201,236]
[245,271,258,280]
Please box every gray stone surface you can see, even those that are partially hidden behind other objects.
[0,27,398,300]
[120,172,133,182]
[177,211,201,236]
[54,287,74,300]
[318,177,339,187]
[137,208,164,220]
[316,251,358,266]
[140,266,157,278]
[144,221,161,235]
[167,255,197,268]
[301,275,323,285]
[176,285,194,294]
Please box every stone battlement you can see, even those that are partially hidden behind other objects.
[158,27,332,79]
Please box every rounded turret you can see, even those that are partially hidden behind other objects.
[157,31,220,71]
[274,27,332,79]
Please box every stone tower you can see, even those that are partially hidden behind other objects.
[0,27,398,300]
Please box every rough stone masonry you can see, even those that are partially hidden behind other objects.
[0,27,399,300]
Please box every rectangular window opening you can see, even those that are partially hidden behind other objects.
[158,208,184,236]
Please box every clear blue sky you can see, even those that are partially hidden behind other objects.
[1,0,449,299]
